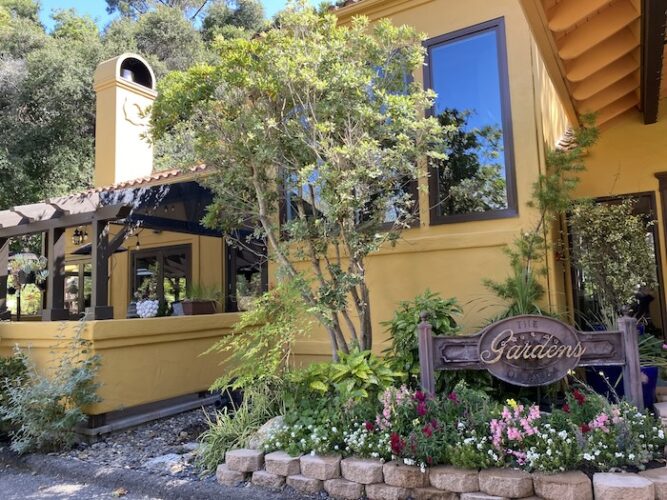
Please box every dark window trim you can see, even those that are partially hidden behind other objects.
[129,243,192,308]
[423,17,518,226]
[568,191,666,336]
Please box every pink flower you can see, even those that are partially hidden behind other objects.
[507,427,523,441]
[417,401,427,416]
[448,392,459,404]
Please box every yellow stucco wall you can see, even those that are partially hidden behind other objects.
[0,314,238,415]
[287,0,571,362]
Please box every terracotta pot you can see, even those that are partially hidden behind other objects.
[182,299,218,315]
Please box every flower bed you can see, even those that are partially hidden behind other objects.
[213,382,667,499]
[264,384,665,474]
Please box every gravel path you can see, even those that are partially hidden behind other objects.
[57,405,217,481]
[0,465,157,499]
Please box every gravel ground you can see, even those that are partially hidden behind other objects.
[57,406,217,482]
[0,465,157,500]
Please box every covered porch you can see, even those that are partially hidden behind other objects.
[0,173,266,429]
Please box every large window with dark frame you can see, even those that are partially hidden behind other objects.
[130,244,191,314]
[424,18,517,224]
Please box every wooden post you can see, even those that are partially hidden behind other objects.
[0,238,9,320]
[42,227,69,321]
[86,219,113,320]
[618,315,644,410]
[418,312,436,395]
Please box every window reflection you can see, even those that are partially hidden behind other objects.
[426,20,514,222]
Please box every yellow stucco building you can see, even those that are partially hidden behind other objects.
[1,0,665,430]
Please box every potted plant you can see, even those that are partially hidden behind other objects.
[183,284,221,315]
[569,200,661,405]
[235,274,262,311]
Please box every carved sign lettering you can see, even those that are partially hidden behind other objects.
[478,317,585,386]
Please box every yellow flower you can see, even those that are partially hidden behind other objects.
[506,398,518,410]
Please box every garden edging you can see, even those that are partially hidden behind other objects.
[221,448,667,500]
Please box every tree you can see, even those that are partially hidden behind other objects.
[201,0,263,41]
[152,3,444,356]
[106,0,212,19]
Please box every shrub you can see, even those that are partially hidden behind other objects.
[383,290,461,383]
[197,380,285,473]
[0,352,27,434]
[0,321,100,453]
[206,281,310,391]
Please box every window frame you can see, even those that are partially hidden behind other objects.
[129,244,192,310]
[423,17,518,225]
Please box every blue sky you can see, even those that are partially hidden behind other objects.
[39,1,313,30]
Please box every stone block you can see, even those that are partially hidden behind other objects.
[300,454,341,480]
[215,464,247,487]
[655,402,667,418]
[478,468,533,498]
[383,460,429,488]
[251,470,285,490]
[365,483,412,500]
[593,473,654,500]
[264,451,300,476]
[413,486,459,500]
[341,457,384,484]
[286,474,323,495]
[324,478,365,499]
[225,448,264,472]
[533,471,592,500]
[430,466,479,492]
[640,467,667,500]
[460,494,508,500]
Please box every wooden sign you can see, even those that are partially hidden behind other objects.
[418,314,644,409]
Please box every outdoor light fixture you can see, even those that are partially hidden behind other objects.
[71,227,88,246]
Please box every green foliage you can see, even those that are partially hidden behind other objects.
[0,352,28,414]
[185,282,222,301]
[206,281,310,391]
[201,0,264,41]
[0,1,264,209]
[0,321,101,453]
[383,290,460,380]
[483,117,598,320]
[197,381,284,473]
[152,2,445,355]
[288,348,403,402]
[569,199,657,326]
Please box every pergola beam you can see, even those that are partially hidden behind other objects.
[641,0,667,124]
[42,227,69,321]
[0,238,9,320]
[0,204,131,239]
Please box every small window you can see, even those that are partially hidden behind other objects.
[424,18,517,224]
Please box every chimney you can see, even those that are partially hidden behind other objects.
[93,53,157,188]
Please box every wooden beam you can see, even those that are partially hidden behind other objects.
[558,1,639,61]
[42,227,69,321]
[0,204,131,239]
[86,219,113,320]
[571,54,639,100]
[566,29,638,82]
[577,74,639,113]
[0,238,9,320]
[548,0,614,32]
[11,203,62,222]
[641,0,667,124]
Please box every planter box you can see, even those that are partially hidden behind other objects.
[182,299,218,315]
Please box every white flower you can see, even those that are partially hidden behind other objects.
[629,453,635,461]
[403,458,415,466]
[659,430,665,439]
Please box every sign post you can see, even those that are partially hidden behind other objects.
[418,314,644,410]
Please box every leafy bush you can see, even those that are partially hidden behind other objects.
[0,352,27,434]
[197,381,284,473]
[206,281,310,391]
[287,348,403,402]
[0,321,100,453]
[383,290,460,381]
